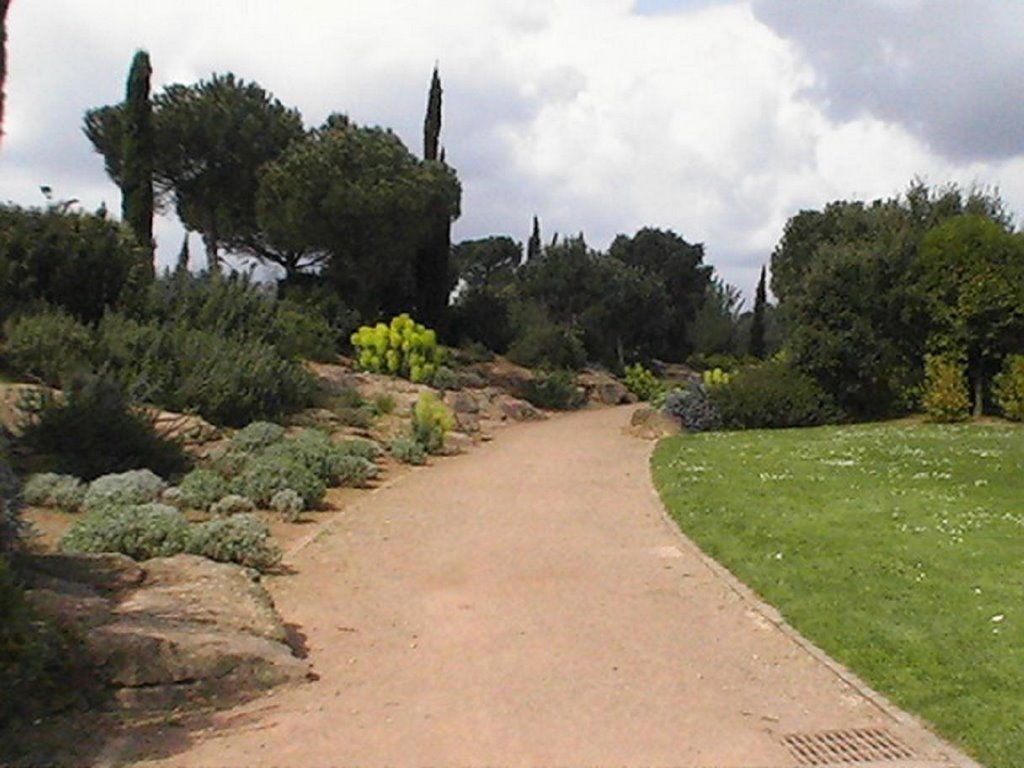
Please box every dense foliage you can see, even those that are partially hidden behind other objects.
[351,314,444,384]
[709,360,840,430]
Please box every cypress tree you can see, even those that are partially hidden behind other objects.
[527,216,541,262]
[423,65,441,162]
[0,0,10,146]
[121,50,155,274]
[749,265,767,359]
[176,234,190,273]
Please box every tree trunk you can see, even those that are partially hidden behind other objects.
[202,227,220,273]
[0,0,10,147]
[973,366,984,417]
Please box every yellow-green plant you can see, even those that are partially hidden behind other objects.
[993,354,1024,421]
[623,363,663,402]
[702,367,734,388]
[411,392,455,454]
[350,314,445,384]
[922,354,970,423]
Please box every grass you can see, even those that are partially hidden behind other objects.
[652,422,1024,768]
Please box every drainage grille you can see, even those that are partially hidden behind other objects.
[782,728,916,765]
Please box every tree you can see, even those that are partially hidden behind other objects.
[414,66,458,332]
[0,0,10,147]
[687,276,743,358]
[121,50,154,271]
[527,216,542,262]
[917,215,1024,415]
[608,227,712,360]
[451,236,521,293]
[85,73,305,269]
[749,265,767,358]
[255,116,460,320]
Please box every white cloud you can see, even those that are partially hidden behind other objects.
[1,0,1022,298]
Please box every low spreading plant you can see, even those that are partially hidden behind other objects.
[921,354,970,423]
[185,514,281,572]
[993,354,1024,421]
[664,383,722,433]
[210,494,255,517]
[411,392,455,454]
[389,437,426,465]
[22,473,86,512]
[176,468,231,511]
[334,438,382,462]
[229,421,287,454]
[270,489,305,521]
[231,453,325,509]
[432,366,460,391]
[623,363,663,402]
[351,314,445,384]
[61,503,190,561]
[82,469,167,513]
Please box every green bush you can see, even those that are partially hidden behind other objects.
[82,469,166,513]
[994,355,1024,421]
[229,421,287,454]
[522,370,584,411]
[22,473,86,512]
[373,393,397,415]
[265,431,379,488]
[209,494,256,517]
[0,461,27,557]
[389,437,426,465]
[707,361,840,430]
[16,376,188,481]
[411,392,455,454]
[432,366,460,391]
[176,469,231,511]
[185,514,281,572]
[61,504,190,561]
[921,354,971,423]
[664,383,722,432]
[351,314,445,384]
[507,322,586,371]
[334,438,382,462]
[2,309,95,387]
[272,301,337,362]
[231,453,325,509]
[623,363,663,402]
[270,489,305,521]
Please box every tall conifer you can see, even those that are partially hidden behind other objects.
[122,50,154,273]
[0,0,11,146]
[527,216,541,262]
[749,265,767,359]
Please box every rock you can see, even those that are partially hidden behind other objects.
[494,395,546,422]
[446,391,480,414]
[455,411,481,434]
[441,431,475,456]
[627,406,682,440]
[23,553,309,710]
[471,358,535,397]
[577,370,635,405]
[149,409,221,446]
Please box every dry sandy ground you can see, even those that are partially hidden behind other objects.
[122,405,979,768]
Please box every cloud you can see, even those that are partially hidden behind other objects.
[751,0,1024,162]
[1,0,1022,299]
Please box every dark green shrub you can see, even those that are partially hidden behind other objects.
[993,354,1024,421]
[2,309,96,387]
[16,376,188,481]
[61,504,190,560]
[177,468,231,511]
[664,383,722,432]
[522,370,585,411]
[709,361,840,429]
[389,437,426,465]
[22,473,86,512]
[272,302,337,362]
[185,514,281,572]
[231,453,325,509]
[0,204,146,325]
[0,461,27,558]
[507,323,586,371]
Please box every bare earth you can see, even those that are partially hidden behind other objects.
[127,405,978,768]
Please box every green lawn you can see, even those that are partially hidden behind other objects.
[652,422,1024,768]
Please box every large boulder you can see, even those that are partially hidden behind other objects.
[24,553,309,709]
[577,370,635,406]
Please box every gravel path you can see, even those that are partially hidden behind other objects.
[132,405,978,767]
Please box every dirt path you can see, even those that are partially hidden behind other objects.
[129,406,977,768]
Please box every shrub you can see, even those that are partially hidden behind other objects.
[921,354,970,423]
[432,366,460,391]
[271,302,337,362]
[229,421,287,454]
[351,314,445,384]
[210,494,256,517]
[22,473,86,512]
[268,432,379,487]
[270,489,305,521]
[507,323,586,371]
[522,370,585,411]
[702,367,733,388]
[177,469,231,511]
[664,383,722,433]
[373,393,397,415]
[82,469,166,513]
[623,363,663,402]
[994,354,1024,421]
[0,461,27,557]
[61,504,190,560]
[709,361,840,430]
[185,514,281,572]
[411,392,455,454]
[231,453,325,509]
[389,437,427,465]
[16,375,188,480]
[2,309,95,387]
[334,438,382,462]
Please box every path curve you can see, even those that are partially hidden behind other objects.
[132,406,976,767]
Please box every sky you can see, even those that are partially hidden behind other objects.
[1,0,1023,301]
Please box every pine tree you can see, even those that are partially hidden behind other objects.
[749,265,767,359]
[527,216,541,262]
[121,50,155,274]
[0,0,10,147]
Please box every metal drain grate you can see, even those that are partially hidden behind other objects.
[783,728,916,765]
